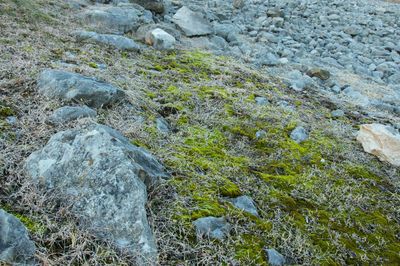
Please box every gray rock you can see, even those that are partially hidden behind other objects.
[0,209,36,265]
[227,196,259,216]
[38,69,125,108]
[25,124,169,264]
[172,6,212,37]
[290,126,308,143]
[255,96,269,106]
[342,87,370,107]
[48,106,97,125]
[193,216,230,240]
[74,31,141,51]
[145,28,176,50]
[156,117,170,134]
[81,5,152,34]
[331,109,345,118]
[5,116,17,126]
[286,70,313,91]
[256,130,267,139]
[136,23,181,41]
[265,248,286,266]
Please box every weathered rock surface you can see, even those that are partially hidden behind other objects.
[193,216,230,240]
[130,0,164,13]
[265,248,286,266]
[74,30,141,51]
[25,124,169,263]
[227,196,259,216]
[357,124,400,166]
[172,6,212,37]
[48,106,97,125]
[38,69,125,108]
[290,126,309,143]
[0,209,36,265]
[145,28,176,50]
[81,5,153,34]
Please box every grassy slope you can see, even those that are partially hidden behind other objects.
[0,1,399,265]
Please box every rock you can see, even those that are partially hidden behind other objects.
[233,0,245,9]
[255,96,269,106]
[265,248,286,266]
[0,209,36,265]
[256,130,267,139]
[290,126,308,143]
[136,23,181,41]
[342,87,370,107]
[156,117,170,134]
[81,5,152,34]
[172,6,212,37]
[25,124,169,263]
[145,28,176,50]
[193,216,230,240]
[38,69,125,108]
[227,196,259,216]
[48,106,97,125]
[331,109,345,118]
[356,124,400,166]
[307,68,331,80]
[129,0,164,13]
[74,31,141,51]
[5,116,17,125]
[285,70,314,92]
[266,8,284,18]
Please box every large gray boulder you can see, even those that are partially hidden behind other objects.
[81,5,153,34]
[74,30,141,51]
[0,209,36,265]
[38,70,125,108]
[172,6,212,37]
[48,106,97,125]
[25,124,169,264]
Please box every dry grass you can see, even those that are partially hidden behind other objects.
[1,0,399,265]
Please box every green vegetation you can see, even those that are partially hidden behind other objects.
[0,0,54,23]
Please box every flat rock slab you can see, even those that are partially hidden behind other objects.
[74,31,141,51]
[38,69,125,108]
[0,209,36,265]
[48,105,97,125]
[81,5,153,34]
[357,123,400,166]
[25,124,169,264]
[172,6,212,37]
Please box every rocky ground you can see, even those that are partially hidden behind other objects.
[0,0,399,265]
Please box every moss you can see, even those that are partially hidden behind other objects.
[219,178,241,197]
[0,0,54,23]
[1,205,45,234]
[88,62,98,68]
[234,234,267,265]
[0,102,15,118]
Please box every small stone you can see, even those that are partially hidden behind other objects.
[331,109,345,118]
[307,68,331,80]
[193,216,230,240]
[5,116,17,125]
[265,248,286,266]
[0,209,36,265]
[266,8,284,18]
[256,130,267,139]
[156,117,170,134]
[48,106,97,125]
[227,196,259,216]
[145,28,176,50]
[290,126,308,143]
[255,96,269,106]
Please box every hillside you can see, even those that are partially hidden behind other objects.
[0,0,399,265]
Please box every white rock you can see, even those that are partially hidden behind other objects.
[357,124,400,166]
[145,28,176,50]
